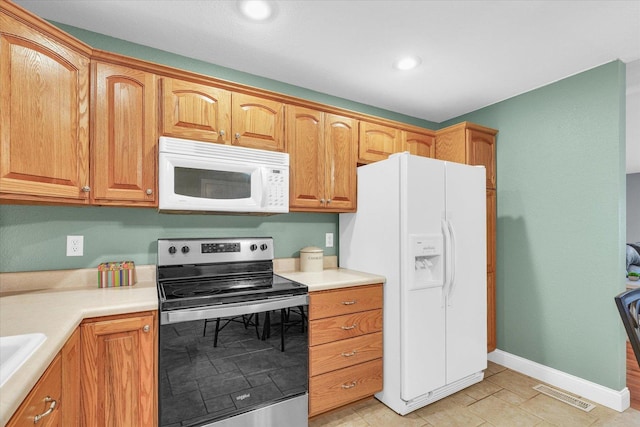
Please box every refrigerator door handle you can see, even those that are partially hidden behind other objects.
[441,219,452,307]
[446,219,457,305]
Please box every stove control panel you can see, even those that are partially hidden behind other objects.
[158,237,274,266]
[202,242,241,253]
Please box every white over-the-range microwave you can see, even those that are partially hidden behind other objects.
[158,136,289,214]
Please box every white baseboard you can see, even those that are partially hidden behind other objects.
[488,349,630,412]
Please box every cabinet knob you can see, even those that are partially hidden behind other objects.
[341,381,357,389]
[219,130,226,137]
[146,189,153,195]
[327,199,332,204]
[235,132,241,139]
[33,396,57,423]
[143,325,150,333]
[320,198,325,204]
[81,186,90,193]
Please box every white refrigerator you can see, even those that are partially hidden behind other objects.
[339,152,487,415]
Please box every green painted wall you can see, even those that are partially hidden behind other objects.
[0,206,337,272]
[54,22,439,130]
[442,61,628,390]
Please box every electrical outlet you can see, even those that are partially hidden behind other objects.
[325,232,334,248]
[67,235,84,256]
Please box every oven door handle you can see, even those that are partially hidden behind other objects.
[161,294,309,325]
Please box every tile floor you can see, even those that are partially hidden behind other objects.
[309,362,640,426]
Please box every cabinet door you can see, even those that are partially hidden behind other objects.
[467,129,496,189]
[81,312,156,427]
[232,93,285,151]
[288,106,325,209]
[7,354,62,427]
[325,114,357,211]
[161,78,231,143]
[61,328,81,427]
[404,130,435,158]
[0,12,89,203]
[92,62,157,206]
[434,126,466,164]
[358,121,401,163]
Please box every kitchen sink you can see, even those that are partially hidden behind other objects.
[0,333,46,388]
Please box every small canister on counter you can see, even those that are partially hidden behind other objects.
[300,246,324,272]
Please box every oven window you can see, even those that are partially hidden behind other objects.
[159,308,308,426]
[174,167,251,199]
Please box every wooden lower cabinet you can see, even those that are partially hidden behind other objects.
[308,284,383,417]
[7,355,62,427]
[7,329,80,427]
[80,311,157,427]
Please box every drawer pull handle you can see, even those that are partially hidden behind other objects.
[341,324,357,330]
[341,381,357,389]
[341,350,357,357]
[341,300,357,305]
[33,396,56,424]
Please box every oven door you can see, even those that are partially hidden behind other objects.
[159,295,309,427]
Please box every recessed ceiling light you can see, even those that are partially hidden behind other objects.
[393,56,422,71]
[239,0,273,21]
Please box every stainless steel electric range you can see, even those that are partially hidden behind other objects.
[157,237,309,427]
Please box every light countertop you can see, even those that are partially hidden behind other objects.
[0,261,384,425]
[0,266,158,426]
[277,268,385,291]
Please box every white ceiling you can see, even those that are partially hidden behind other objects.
[13,0,640,170]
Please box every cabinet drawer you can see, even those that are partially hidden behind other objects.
[309,309,382,346]
[309,358,382,417]
[8,354,62,427]
[310,332,382,377]
[309,284,382,320]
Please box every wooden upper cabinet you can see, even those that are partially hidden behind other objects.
[92,62,157,206]
[287,106,356,212]
[468,128,496,189]
[161,77,231,143]
[0,7,90,204]
[81,311,157,427]
[435,122,497,189]
[288,106,324,209]
[358,121,401,164]
[324,114,357,211]
[232,93,285,151]
[403,130,436,158]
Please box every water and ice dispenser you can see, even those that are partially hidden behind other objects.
[409,234,443,290]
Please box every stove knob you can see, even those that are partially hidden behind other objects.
[250,244,258,251]
[181,246,190,254]
[168,246,177,254]
[260,243,268,251]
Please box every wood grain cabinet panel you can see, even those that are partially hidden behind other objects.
[0,8,90,204]
[81,311,157,427]
[309,359,383,417]
[161,77,231,143]
[309,284,382,319]
[358,121,401,164]
[309,309,382,346]
[403,130,436,158]
[309,332,383,377]
[92,62,157,206]
[287,106,357,212]
[232,93,284,151]
[308,284,383,417]
[7,355,62,427]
